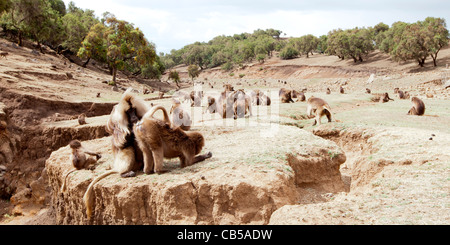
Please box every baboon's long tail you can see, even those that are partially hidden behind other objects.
[83,170,117,219]
[144,105,171,125]
[60,169,77,193]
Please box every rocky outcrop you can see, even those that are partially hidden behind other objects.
[46,124,347,225]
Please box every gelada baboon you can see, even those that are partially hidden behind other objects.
[231,90,252,119]
[60,140,101,192]
[306,96,334,126]
[365,88,371,94]
[279,88,294,103]
[78,113,87,125]
[251,90,271,105]
[340,86,345,94]
[291,90,305,102]
[394,88,410,99]
[170,99,192,131]
[133,107,212,175]
[223,84,234,92]
[326,88,331,94]
[84,105,168,219]
[371,93,394,103]
[190,90,203,107]
[407,97,425,116]
[205,96,217,114]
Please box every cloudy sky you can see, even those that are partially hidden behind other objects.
[62,0,450,54]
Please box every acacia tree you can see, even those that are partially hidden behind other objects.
[168,70,180,88]
[298,34,319,58]
[78,14,157,83]
[187,64,200,81]
[392,22,429,67]
[77,23,107,67]
[423,17,449,66]
[61,2,99,54]
[1,0,63,48]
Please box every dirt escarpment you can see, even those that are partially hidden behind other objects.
[46,124,347,225]
[269,124,450,225]
[0,87,115,207]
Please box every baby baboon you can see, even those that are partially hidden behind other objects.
[407,97,425,116]
[339,86,345,94]
[133,107,212,174]
[170,99,192,131]
[365,88,371,94]
[78,113,87,125]
[326,88,331,94]
[60,140,101,192]
[279,88,294,103]
[306,96,334,126]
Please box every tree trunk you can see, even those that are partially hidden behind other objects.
[417,57,426,67]
[112,66,117,83]
[82,57,91,68]
[18,30,23,46]
[431,52,438,67]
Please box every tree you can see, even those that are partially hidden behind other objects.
[187,64,200,81]
[298,34,319,58]
[77,23,107,67]
[279,45,299,60]
[168,70,180,88]
[423,17,449,66]
[104,15,156,83]
[78,14,157,83]
[392,22,429,66]
[0,0,11,13]
[317,35,328,54]
[61,2,99,54]
[327,28,374,62]
[1,0,62,48]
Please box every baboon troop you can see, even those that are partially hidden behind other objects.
[407,97,425,116]
[60,75,434,220]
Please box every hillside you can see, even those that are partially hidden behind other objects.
[0,36,449,225]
